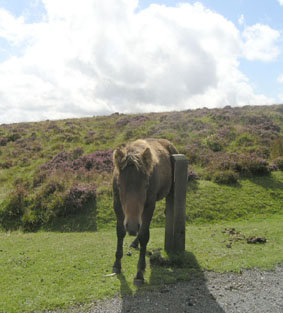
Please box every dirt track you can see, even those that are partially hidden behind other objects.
[48,265,283,313]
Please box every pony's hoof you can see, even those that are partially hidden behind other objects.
[112,266,121,274]
[134,278,144,286]
[130,242,139,249]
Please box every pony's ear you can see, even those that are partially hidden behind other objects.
[141,147,152,173]
[113,148,126,170]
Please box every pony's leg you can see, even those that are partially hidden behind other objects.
[134,203,155,283]
[134,224,149,282]
[113,220,126,274]
[112,178,125,274]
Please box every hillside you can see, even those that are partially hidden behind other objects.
[0,104,282,231]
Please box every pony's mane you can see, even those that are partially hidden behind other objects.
[122,153,147,174]
[114,140,155,175]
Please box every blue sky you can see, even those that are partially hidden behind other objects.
[196,0,283,100]
[139,0,283,27]
[0,0,282,123]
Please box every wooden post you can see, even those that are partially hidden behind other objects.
[165,154,188,253]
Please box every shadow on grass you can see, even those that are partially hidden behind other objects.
[249,173,283,191]
[187,179,199,192]
[188,178,243,191]
[43,208,97,232]
[0,215,22,232]
[117,250,226,313]
[215,181,242,188]
[0,200,99,232]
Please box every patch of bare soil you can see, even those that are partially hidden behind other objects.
[45,266,283,313]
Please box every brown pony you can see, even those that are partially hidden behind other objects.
[112,138,178,283]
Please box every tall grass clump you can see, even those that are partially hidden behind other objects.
[271,156,283,170]
[1,147,113,231]
[211,170,239,185]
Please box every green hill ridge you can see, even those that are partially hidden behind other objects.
[0,104,282,231]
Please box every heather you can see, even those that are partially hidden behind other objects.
[0,104,282,230]
[1,148,113,231]
[38,149,113,173]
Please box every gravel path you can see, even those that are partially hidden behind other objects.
[53,266,282,313]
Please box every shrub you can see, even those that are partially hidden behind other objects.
[212,170,239,185]
[235,133,256,147]
[204,152,271,177]
[19,158,31,167]
[21,209,41,231]
[61,184,97,216]
[33,171,48,187]
[272,157,283,171]
[205,135,223,152]
[42,180,65,197]
[203,152,238,171]
[0,137,8,146]
[235,155,271,176]
[72,147,84,159]
[7,133,21,142]
[82,150,113,172]
[0,161,13,169]
[21,183,97,230]
[185,143,207,165]
[1,185,27,221]
[187,170,198,182]
[270,138,283,159]
[40,150,113,173]
[115,115,150,127]
[124,130,133,140]
[84,131,96,145]
[115,118,131,127]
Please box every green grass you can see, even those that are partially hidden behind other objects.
[149,171,283,228]
[185,171,283,224]
[1,214,282,313]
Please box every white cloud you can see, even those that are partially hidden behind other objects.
[0,0,278,124]
[278,0,283,5]
[278,74,283,84]
[0,8,36,45]
[238,14,245,26]
[242,24,280,61]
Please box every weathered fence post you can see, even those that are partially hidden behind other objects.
[165,154,188,253]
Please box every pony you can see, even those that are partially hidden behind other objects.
[112,138,178,283]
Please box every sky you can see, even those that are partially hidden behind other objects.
[0,0,283,124]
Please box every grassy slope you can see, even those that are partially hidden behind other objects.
[0,214,282,313]
[0,104,282,230]
[185,171,283,223]
[0,105,282,183]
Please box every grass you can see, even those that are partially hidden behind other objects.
[185,171,283,224]
[0,214,282,313]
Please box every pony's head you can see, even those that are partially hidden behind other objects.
[113,146,153,236]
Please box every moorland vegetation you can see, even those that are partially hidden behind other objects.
[0,104,282,231]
